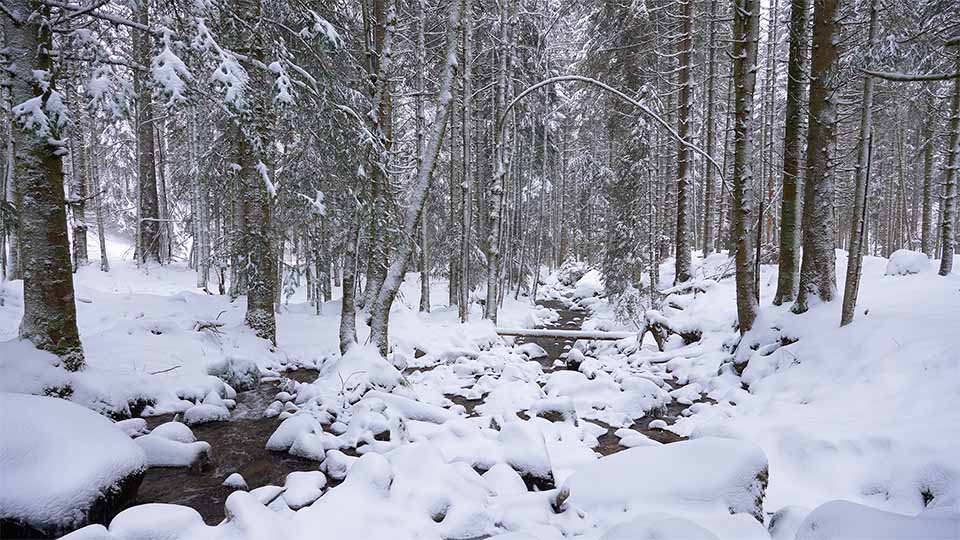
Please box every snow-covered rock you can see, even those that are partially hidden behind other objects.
[182,402,229,426]
[562,438,768,522]
[0,393,147,537]
[206,355,261,392]
[885,249,931,276]
[223,472,248,491]
[573,270,604,299]
[134,433,210,470]
[148,421,196,444]
[282,471,327,510]
[108,503,206,540]
[795,500,960,540]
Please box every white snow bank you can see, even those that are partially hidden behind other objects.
[884,249,931,275]
[599,515,720,540]
[796,500,959,540]
[0,393,146,534]
[563,438,768,522]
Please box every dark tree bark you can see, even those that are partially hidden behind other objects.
[938,46,959,276]
[774,0,808,305]
[793,0,841,313]
[674,0,694,284]
[133,0,161,265]
[731,0,761,334]
[4,1,84,369]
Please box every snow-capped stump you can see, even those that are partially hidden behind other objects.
[206,355,261,392]
[498,421,556,490]
[561,438,768,523]
[885,249,931,276]
[528,397,579,425]
[134,433,211,472]
[796,500,959,540]
[182,402,229,426]
[108,503,206,540]
[223,472,249,491]
[282,471,327,510]
[0,393,147,537]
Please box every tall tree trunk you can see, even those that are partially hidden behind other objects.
[416,0,430,313]
[133,1,161,265]
[938,46,959,276]
[4,1,84,369]
[840,0,878,326]
[368,0,464,355]
[731,0,761,334]
[674,0,694,284]
[484,0,511,322]
[920,96,935,257]
[774,0,808,305]
[701,0,719,256]
[459,0,474,322]
[792,0,841,313]
[69,110,89,270]
[234,0,276,343]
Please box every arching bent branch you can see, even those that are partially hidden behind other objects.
[496,75,725,179]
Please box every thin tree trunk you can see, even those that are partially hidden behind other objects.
[416,0,430,313]
[368,0,464,355]
[793,0,841,313]
[4,0,84,369]
[840,0,878,326]
[731,0,761,334]
[701,0,719,256]
[938,46,959,276]
[89,122,109,272]
[459,0,474,321]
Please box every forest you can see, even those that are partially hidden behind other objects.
[0,0,958,539]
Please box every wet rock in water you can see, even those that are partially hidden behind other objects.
[206,356,261,392]
[223,473,249,491]
[0,393,147,538]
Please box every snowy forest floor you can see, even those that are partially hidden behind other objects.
[1,235,959,540]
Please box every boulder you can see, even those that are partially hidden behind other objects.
[0,393,147,537]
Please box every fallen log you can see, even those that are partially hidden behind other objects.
[496,328,635,340]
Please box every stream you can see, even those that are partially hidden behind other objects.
[132,299,698,523]
[136,369,320,523]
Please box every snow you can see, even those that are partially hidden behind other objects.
[223,473,249,491]
[795,500,960,540]
[3,237,958,539]
[134,431,210,469]
[0,393,146,533]
[885,249,932,275]
[563,438,768,522]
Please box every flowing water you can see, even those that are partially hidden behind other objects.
[135,369,320,524]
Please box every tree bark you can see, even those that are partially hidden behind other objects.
[731,0,761,334]
[367,0,464,355]
[133,0,161,265]
[674,0,694,284]
[701,0,719,256]
[234,0,276,343]
[793,0,840,313]
[459,0,474,322]
[840,0,878,326]
[773,0,808,305]
[938,46,959,276]
[4,1,85,369]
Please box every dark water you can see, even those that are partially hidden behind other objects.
[134,369,320,524]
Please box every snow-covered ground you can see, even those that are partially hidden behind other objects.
[1,236,958,539]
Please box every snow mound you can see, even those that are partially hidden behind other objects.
[600,515,720,540]
[885,249,931,276]
[108,503,206,540]
[183,402,229,426]
[562,438,768,522]
[573,270,604,299]
[134,433,210,469]
[0,393,147,536]
[796,500,959,540]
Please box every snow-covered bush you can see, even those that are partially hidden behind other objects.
[885,249,931,276]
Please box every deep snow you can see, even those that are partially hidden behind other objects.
[1,235,958,540]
